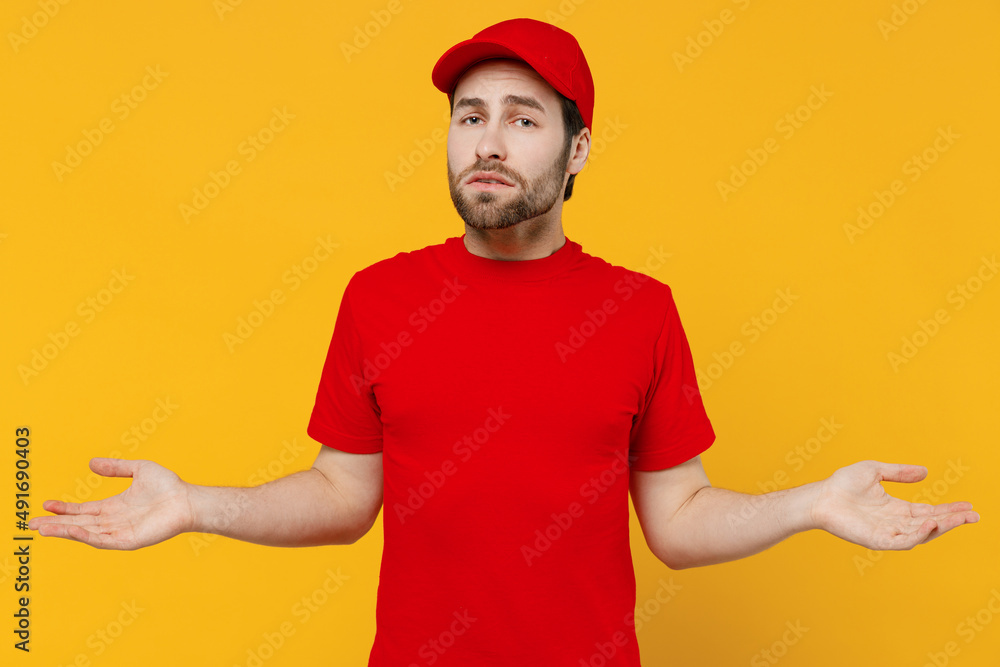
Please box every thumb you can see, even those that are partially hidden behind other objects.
[89,457,141,479]
[875,462,928,484]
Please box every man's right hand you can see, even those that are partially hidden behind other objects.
[29,445,383,549]
[27,457,194,550]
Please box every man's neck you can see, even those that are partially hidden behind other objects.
[463,220,566,261]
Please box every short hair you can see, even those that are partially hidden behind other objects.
[448,91,587,201]
[559,93,587,201]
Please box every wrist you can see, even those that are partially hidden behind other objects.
[799,479,826,533]
[182,482,206,534]
[184,484,255,537]
[778,480,824,534]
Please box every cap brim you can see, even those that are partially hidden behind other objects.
[432,39,569,100]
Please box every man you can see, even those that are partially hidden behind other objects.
[29,18,978,667]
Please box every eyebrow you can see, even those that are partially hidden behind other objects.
[453,94,547,115]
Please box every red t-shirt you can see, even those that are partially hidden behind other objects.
[307,234,715,666]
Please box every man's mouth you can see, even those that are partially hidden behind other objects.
[466,171,515,189]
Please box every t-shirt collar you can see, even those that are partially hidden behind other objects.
[442,233,583,282]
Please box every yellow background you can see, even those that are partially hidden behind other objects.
[3,0,998,665]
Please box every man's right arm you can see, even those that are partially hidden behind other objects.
[28,445,383,550]
[190,445,383,548]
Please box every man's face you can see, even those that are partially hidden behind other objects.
[446,59,571,231]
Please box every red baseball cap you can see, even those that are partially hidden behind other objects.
[431,18,594,130]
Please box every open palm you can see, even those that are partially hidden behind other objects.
[28,457,194,550]
[812,460,978,550]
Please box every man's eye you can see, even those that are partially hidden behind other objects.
[515,119,534,128]
[463,116,482,125]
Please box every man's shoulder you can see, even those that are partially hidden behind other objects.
[348,236,451,288]
[578,243,674,301]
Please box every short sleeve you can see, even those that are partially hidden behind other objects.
[306,276,384,453]
[628,287,715,471]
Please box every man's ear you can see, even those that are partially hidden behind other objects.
[568,128,591,175]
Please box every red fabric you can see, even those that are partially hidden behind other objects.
[307,234,715,666]
[430,18,596,130]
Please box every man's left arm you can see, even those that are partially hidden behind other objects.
[629,456,980,570]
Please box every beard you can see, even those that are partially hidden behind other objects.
[447,142,571,230]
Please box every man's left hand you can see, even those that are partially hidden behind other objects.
[811,460,979,550]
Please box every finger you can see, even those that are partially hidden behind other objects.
[905,514,953,546]
[876,463,928,484]
[915,501,975,516]
[29,515,66,529]
[89,457,141,479]
[29,513,102,530]
[36,522,107,547]
[916,512,978,545]
[35,499,102,517]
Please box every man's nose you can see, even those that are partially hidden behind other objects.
[475,120,506,161]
